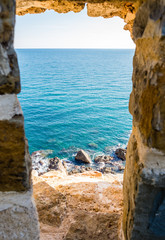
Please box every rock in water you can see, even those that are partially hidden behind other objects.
[88,142,98,149]
[94,155,113,163]
[75,149,91,164]
[48,157,67,174]
[115,148,126,161]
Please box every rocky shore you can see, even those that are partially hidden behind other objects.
[31,147,126,176]
[31,148,125,239]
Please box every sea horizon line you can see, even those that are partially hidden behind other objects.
[15,47,135,50]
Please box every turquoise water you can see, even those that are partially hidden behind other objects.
[16,49,134,160]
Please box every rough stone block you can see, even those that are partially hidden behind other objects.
[0,94,31,191]
[0,0,20,94]
[0,117,31,191]
[0,190,40,239]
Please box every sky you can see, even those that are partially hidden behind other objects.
[14,7,135,49]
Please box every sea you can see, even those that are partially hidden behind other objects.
[16,49,134,165]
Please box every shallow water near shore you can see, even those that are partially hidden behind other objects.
[17,49,134,166]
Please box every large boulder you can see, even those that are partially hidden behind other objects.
[75,149,91,164]
[115,148,126,161]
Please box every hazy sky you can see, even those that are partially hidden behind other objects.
[15,7,135,49]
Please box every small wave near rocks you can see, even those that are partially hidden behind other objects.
[31,146,126,176]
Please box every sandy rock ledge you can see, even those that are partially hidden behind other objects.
[32,170,123,240]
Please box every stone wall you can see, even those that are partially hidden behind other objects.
[16,0,140,36]
[123,0,165,239]
[0,1,39,239]
[0,0,164,239]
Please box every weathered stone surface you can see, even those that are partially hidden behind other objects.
[0,115,31,191]
[87,1,140,36]
[32,170,123,240]
[16,0,141,37]
[0,95,31,190]
[0,190,40,240]
[75,149,91,163]
[0,1,39,239]
[0,95,31,192]
[0,94,22,120]
[16,0,85,15]
[123,0,165,239]
[34,181,67,228]
[130,0,165,152]
[0,0,20,94]
[123,130,165,240]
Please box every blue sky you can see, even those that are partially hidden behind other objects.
[15,7,135,49]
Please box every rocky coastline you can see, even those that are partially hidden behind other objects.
[31,147,126,239]
[31,147,126,176]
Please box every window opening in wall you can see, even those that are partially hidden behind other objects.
[15,7,135,239]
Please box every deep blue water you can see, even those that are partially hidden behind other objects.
[16,49,134,160]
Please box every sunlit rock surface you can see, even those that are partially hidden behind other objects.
[16,0,141,36]
[16,0,85,15]
[123,1,165,239]
[32,170,123,240]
